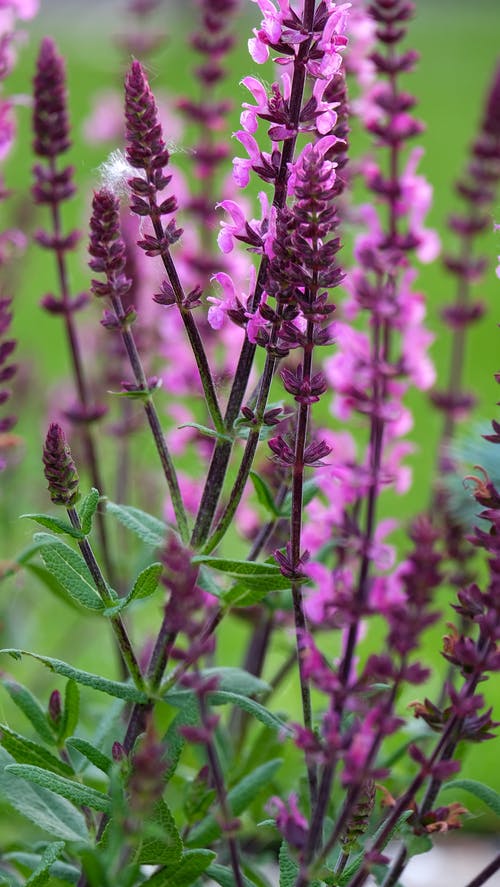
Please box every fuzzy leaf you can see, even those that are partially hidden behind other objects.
[34,534,104,611]
[197,566,223,599]
[0,748,89,842]
[104,562,163,616]
[192,556,283,578]
[25,841,65,886]
[0,650,147,703]
[201,667,269,696]
[78,488,100,536]
[137,798,183,865]
[193,557,292,594]
[145,849,216,887]
[336,811,414,886]
[442,778,500,818]
[279,842,299,887]
[66,737,112,775]
[21,514,84,540]
[24,563,83,613]
[165,666,268,701]
[163,697,200,784]
[280,479,319,517]
[206,863,256,887]
[0,725,74,777]
[6,764,111,812]
[249,472,280,517]
[221,583,274,607]
[188,759,282,846]
[0,677,54,744]
[105,501,167,547]
[59,680,80,742]
[178,422,232,443]
[3,852,79,885]
[209,691,292,734]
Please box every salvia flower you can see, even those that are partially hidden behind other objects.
[42,422,80,506]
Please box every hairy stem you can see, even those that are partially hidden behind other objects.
[48,163,114,581]
[109,293,189,544]
[66,507,145,693]
[190,0,317,549]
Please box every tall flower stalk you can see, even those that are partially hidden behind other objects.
[2,5,500,887]
[431,61,500,454]
[89,188,190,544]
[32,38,113,574]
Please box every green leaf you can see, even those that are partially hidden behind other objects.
[105,501,167,547]
[193,556,283,578]
[193,556,293,595]
[34,534,104,611]
[59,680,80,742]
[442,778,500,818]
[25,841,65,887]
[221,583,272,607]
[66,737,112,775]
[0,725,74,777]
[0,747,89,842]
[137,798,183,865]
[209,691,292,734]
[6,764,112,812]
[21,514,84,540]
[188,759,282,846]
[3,852,79,885]
[198,667,269,696]
[165,686,290,735]
[280,479,319,517]
[335,812,414,887]
[145,849,216,887]
[24,563,84,613]
[197,566,223,599]
[249,472,280,517]
[178,422,232,443]
[279,841,299,887]
[104,562,163,616]
[0,677,54,744]
[0,650,148,703]
[163,697,200,784]
[206,863,256,887]
[78,489,100,536]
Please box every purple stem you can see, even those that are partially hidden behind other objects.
[463,854,500,887]
[108,292,189,543]
[190,0,317,549]
[199,694,245,887]
[48,161,114,581]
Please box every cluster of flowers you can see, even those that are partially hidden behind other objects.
[1,2,500,887]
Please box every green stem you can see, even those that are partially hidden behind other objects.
[109,294,190,544]
[67,507,146,694]
[149,214,225,436]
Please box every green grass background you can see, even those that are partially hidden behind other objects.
[1,0,500,837]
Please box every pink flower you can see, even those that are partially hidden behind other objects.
[207,271,240,329]
[240,75,269,133]
[248,0,285,64]
[267,792,308,851]
[0,100,15,160]
[216,199,247,253]
[232,131,261,188]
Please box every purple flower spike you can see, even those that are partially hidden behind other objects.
[125,60,169,178]
[42,422,80,507]
[89,189,131,303]
[32,37,71,159]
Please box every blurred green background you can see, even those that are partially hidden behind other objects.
[1,0,500,836]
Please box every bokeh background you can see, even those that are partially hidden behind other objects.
[2,0,500,842]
